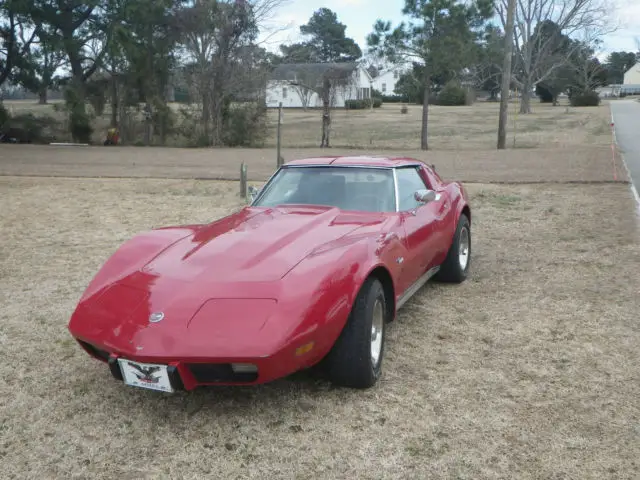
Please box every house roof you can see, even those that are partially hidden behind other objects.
[270,63,359,82]
[624,61,640,75]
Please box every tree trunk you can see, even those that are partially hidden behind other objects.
[320,77,331,148]
[201,91,211,144]
[519,80,532,114]
[38,89,47,104]
[210,92,225,146]
[497,0,516,149]
[420,73,431,151]
[110,76,118,128]
[144,103,153,146]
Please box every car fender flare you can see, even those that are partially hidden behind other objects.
[347,260,397,323]
[449,183,471,240]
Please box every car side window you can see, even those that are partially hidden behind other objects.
[396,167,428,211]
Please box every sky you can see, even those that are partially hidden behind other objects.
[258,0,640,60]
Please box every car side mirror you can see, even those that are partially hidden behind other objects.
[415,189,437,204]
[248,185,262,203]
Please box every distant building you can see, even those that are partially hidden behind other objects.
[266,63,374,108]
[370,66,409,96]
[622,62,640,95]
[623,61,640,85]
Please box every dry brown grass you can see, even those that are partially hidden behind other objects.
[269,99,614,150]
[3,97,615,150]
[1,98,624,185]
[2,175,639,479]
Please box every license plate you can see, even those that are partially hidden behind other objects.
[117,359,174,393]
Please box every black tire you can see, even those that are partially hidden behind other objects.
[326,277,388,389]
[435,214,471,283]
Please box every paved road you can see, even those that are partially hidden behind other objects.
[611,100,640,207]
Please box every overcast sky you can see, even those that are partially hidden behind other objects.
[259,0,640,60]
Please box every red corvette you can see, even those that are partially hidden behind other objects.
[68,156,471,392]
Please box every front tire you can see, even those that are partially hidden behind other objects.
[435,213,471,283]
[326,277,388,389]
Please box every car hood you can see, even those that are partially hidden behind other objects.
[141,205,383,283]
[72,205,388,357]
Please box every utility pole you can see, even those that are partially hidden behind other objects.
[497,0,516,150]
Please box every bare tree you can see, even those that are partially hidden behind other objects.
[177,0,283,145]
[497,0,617,113]
[283,65,320,110]
[273,62,357,146]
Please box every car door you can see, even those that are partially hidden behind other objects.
[416,165,452,266]
[394,166,442,294]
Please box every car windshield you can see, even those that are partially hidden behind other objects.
[253,166,396,212]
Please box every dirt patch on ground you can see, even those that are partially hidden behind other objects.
[0,143,625,184]
[1,176,639,479]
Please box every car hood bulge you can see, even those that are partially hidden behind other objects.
[141,206,381,283]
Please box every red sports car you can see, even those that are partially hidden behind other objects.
[68,156,471,392]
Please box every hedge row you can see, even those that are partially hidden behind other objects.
[345,98,382,109]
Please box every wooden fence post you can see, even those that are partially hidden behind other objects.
[277,102,283,167]
[240,162,247,198]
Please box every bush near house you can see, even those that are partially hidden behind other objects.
[570,90,601,107]
[345,98,382,109]
[433,81,471,106]
[381,94,405,103]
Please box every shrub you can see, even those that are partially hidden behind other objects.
[381,95,404,103]
[223,103,268,147]
[0,103,9,128]
[151,102,176,144]
[345,99,373,109]
[435,81,468,106]
[536,84,554,103]
[570,90,600,107]
[373,97,382,108]
[64,86,93,143]
[2,113,58,143]
[69,110,93,143]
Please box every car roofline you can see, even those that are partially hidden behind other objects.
[282,163,424,170]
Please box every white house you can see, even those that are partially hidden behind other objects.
[623,61,640,84]
[370,66,409,96]
[266,63,374,108]
[622,62,640,95]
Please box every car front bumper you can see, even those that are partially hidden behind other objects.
[75,337,312,392]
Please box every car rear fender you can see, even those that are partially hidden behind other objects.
[445,182,471,243]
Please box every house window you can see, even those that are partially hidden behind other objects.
[394,70,399,79]
[382,83,387,93]
[282,87,287,99]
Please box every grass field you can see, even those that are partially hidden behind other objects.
[1,174,639,479]
[2,97,615,150]
[1,98,639,478]
[0,99,625,184]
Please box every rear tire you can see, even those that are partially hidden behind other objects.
[326,277,387,389]
[435,214,471,283]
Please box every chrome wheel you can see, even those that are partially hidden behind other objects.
[370,298,384,367]
[458,226,470,270]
